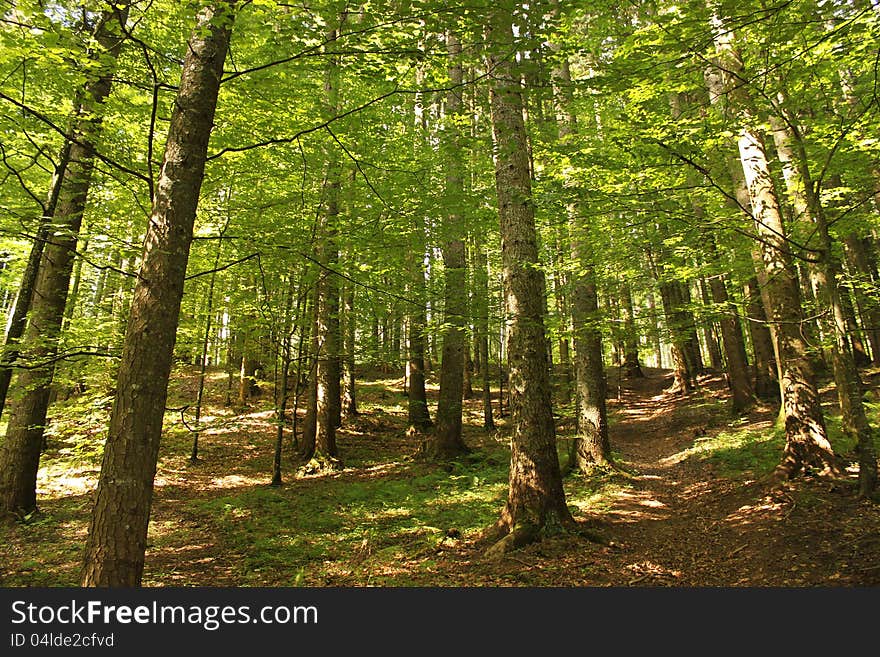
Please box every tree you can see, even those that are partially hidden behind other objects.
[431,29,470,458]
[0,2,130,517]
[81,0,236,586]
[484,3,572,556]
[708,8,842,479]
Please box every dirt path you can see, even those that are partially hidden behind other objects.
[591,369,880,586]
[3,366,878,587]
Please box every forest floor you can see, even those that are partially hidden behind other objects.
[2,364,880,587]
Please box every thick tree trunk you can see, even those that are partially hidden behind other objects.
[550,27,612,470]
[80,2,234,586]
[0,5,129,517]
[774,116,876,494]
[708,12,843,479]
[738,130,839,478]
[432,31,469,458]
[485,5,572,556]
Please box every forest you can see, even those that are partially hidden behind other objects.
[0,0,879,589]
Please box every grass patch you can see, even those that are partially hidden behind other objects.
[185,449,510,586]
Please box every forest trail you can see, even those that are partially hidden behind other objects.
[3,366,879,587]
[500,368,880,587]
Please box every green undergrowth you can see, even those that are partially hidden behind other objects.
[672,400,880,480]
[184,450,511,586]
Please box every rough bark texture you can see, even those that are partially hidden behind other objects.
[707,12,841,478]
[431,31,469,458]
[775,118,876,495]
[81,3,234,586]
[485,5,572,556]
[737,122,840,479]
[0,5,128,517]
[569,264,611,470]
[550,29,612,470]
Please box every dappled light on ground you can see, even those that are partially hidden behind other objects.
[2,364,879,587]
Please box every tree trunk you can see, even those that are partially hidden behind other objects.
[80,2,235,586]
[621,283,644,379]
[773,113,876,495]
[705,240,753,412]
[310,17,344,469]
[699,277,724,370]
[484,4,572,556]
[746,276,781,401]
[550,37,612,470]
[474,242,495,430]
[432,31,469,459]
[0,4,129,517]
[843,234,880,364]
[708,15,841,478]
[341,281,358,417]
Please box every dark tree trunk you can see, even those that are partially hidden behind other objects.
[744,276,779,401]
[705,239,753,412]
[474,242,495,430]
[80,2,235,586]
[699,277,724,370]
[621,283,644,379]
[341,282,358,417]
[485,4,572,557]
[432,31,469,459]
[0,4,129,517]
[657,280,696,393]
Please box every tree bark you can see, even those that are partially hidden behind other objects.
[705,240,753,412]
[474,241,495,430]
[550,20,612,469]
[309,17,345,469]
[621,283,644,379]
[341,281,358,417]
[772,112,875,495]
[708,14,841,478]
[485,4,572,556]
[0,4,129,517]
[432,31,469,458]
[81,2,235,586]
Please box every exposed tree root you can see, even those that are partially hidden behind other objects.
[483,515,607,560]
